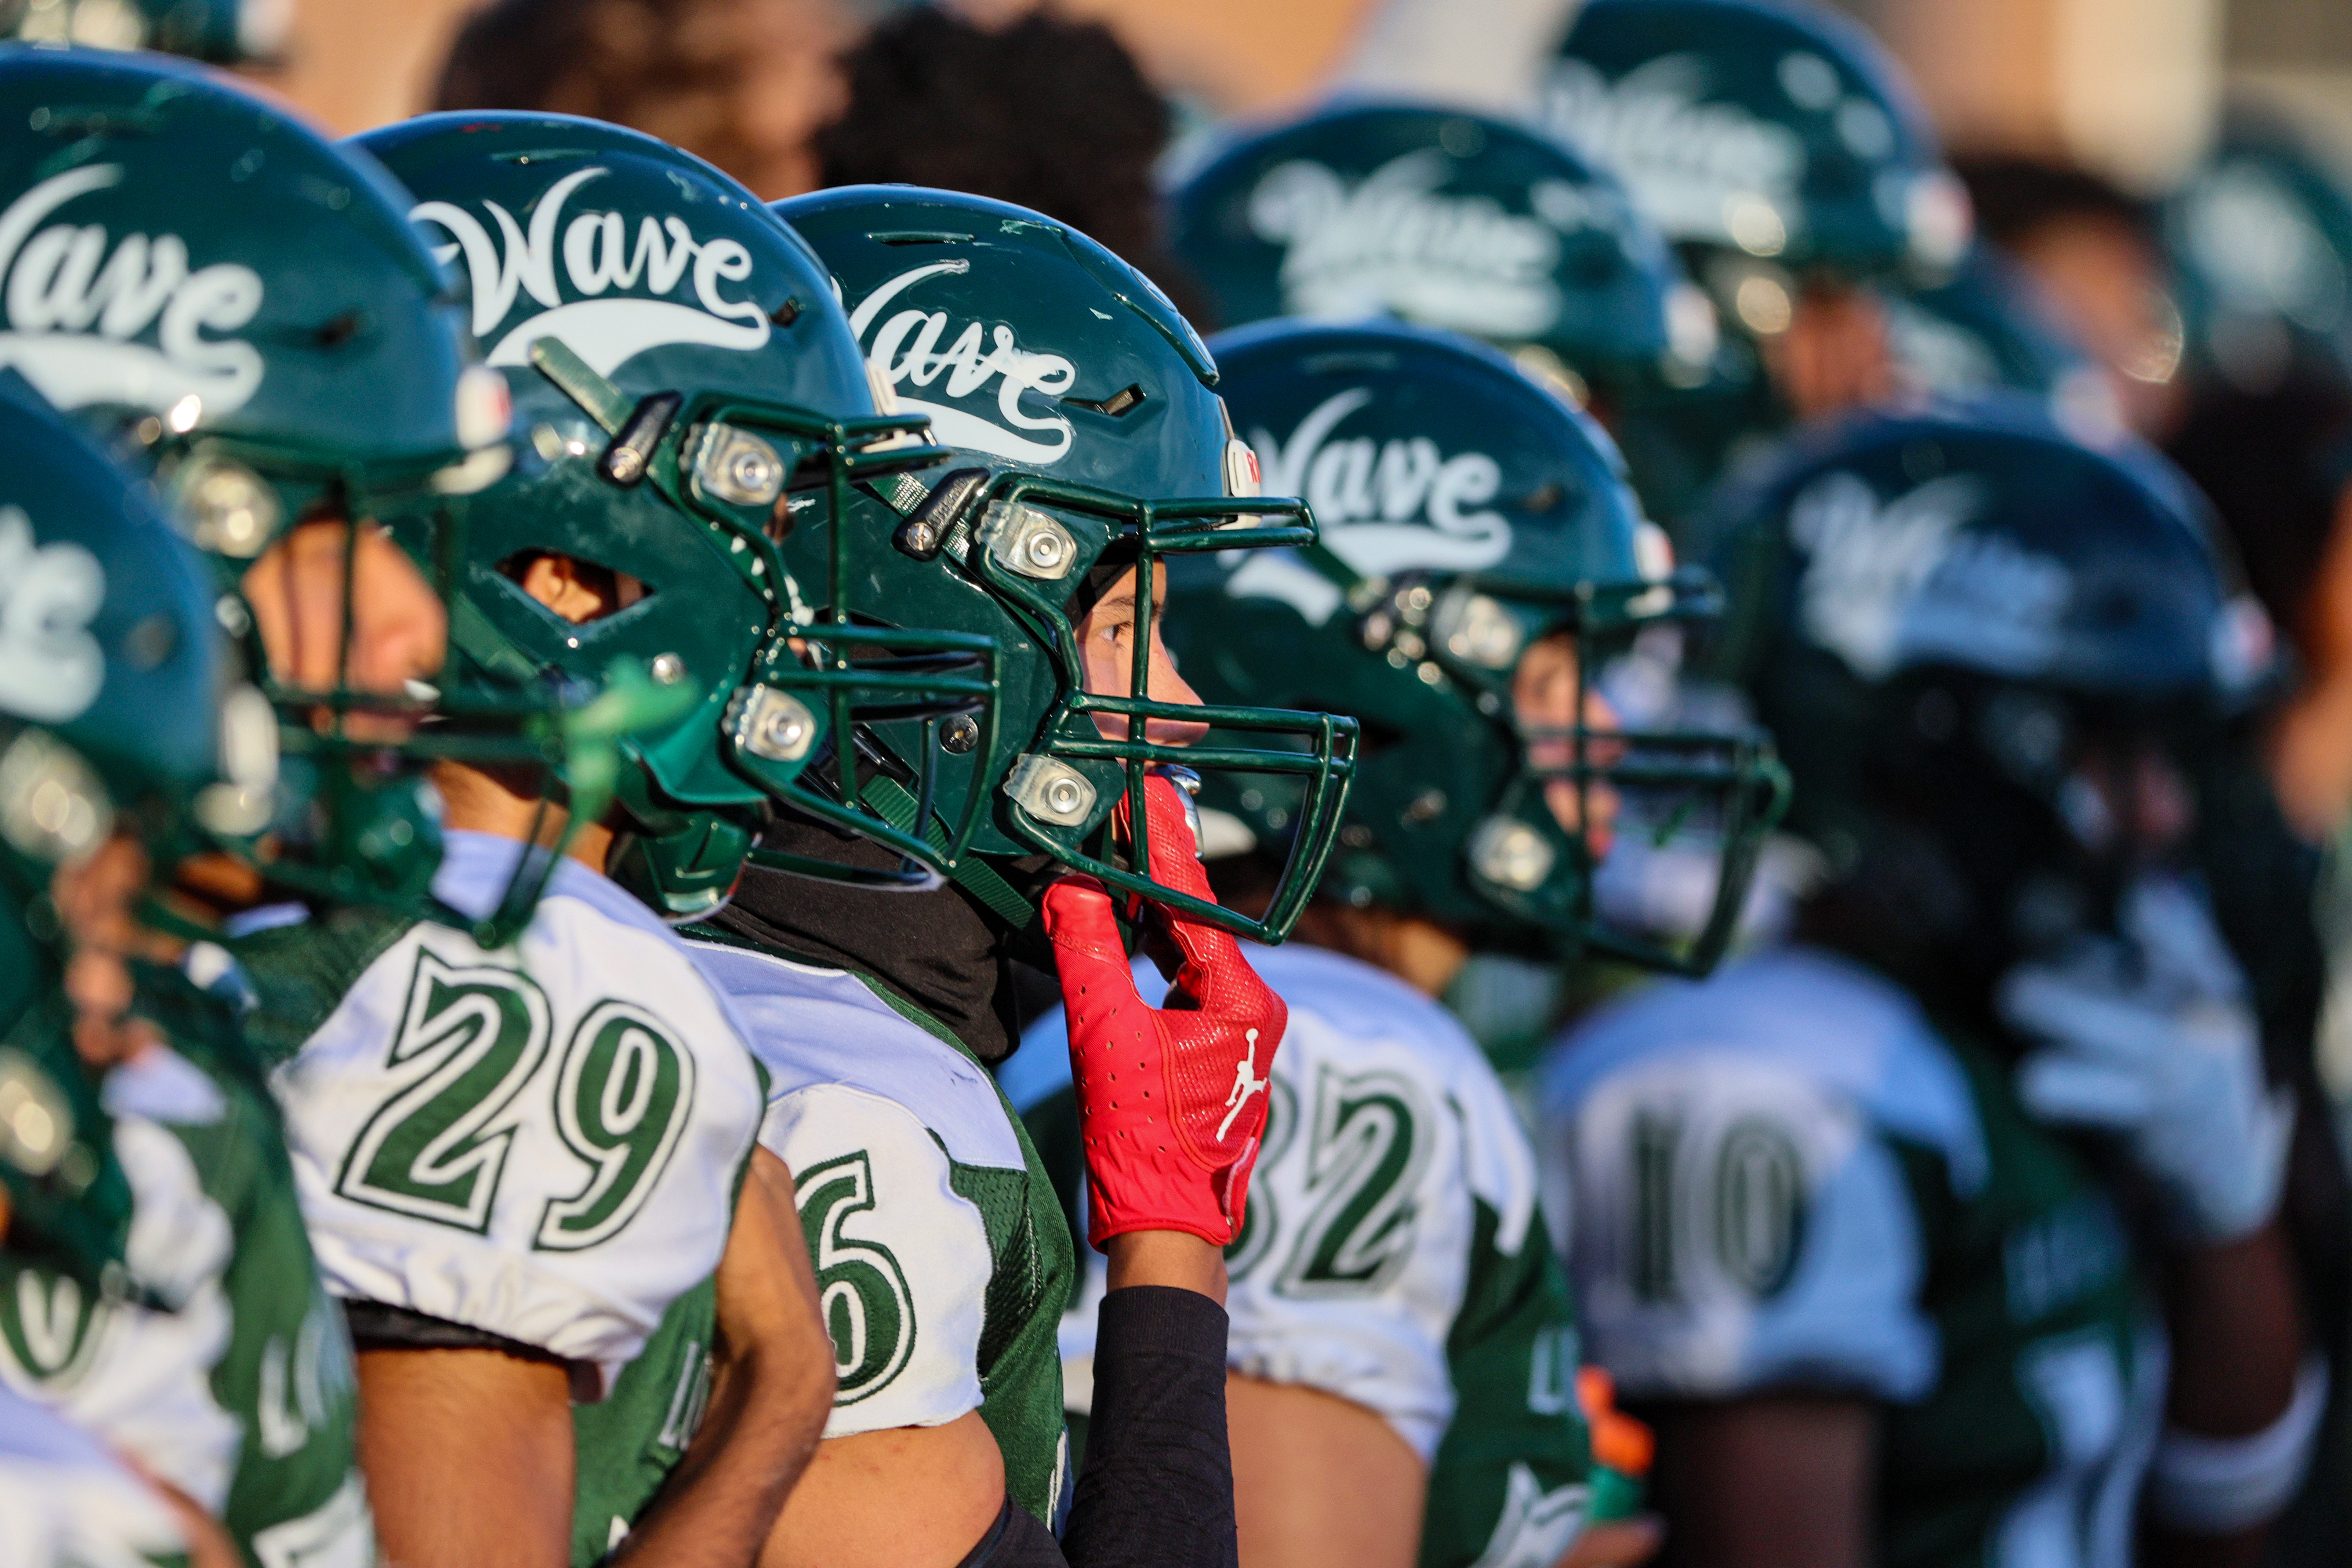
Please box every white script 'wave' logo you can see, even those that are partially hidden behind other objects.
[1791,470,2071,679]
[1247,150,1586,339]
[413,167,769,376]
[0,505,107,724]
[0,166,266,417]
[1224,389,1511,624]
[846,261,1078,465]
[1539,56,1805,247]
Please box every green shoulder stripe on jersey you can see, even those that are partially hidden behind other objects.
[1,1039,367,1568]
[230,906,417,1070]
[570,1276,717,1568]
[1871,1030,2160,1568]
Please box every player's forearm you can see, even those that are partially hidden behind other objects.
[1063,1284,1238,1568]
[1642,1396,1874,1568]
[2161,1222,2303,1437]
[609,1338,832,1568]
[2144,1221,2312,1568]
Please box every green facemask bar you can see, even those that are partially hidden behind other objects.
[528,337,1004,896]
[956,469,1360,944]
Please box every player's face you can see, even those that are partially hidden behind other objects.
[1514,632,1623,857]
[239,514,448,741]
[1759,279,1896,423]
[49,833,164,1070]
[1074,562,1209,746]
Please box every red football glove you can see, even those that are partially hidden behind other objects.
[1040,772,1288,1250]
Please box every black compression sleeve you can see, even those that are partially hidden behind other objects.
[1061,1285,1237,1568]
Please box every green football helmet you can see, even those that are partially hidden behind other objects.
[1535,0,1973,532]
[1538,0,1970,286]
[1169,100,1717,406]
[358,113,992,919]
[1168,319,1786,971]
[2,0,289,62]
[0,370,270,1284]
[1704,395,2267,992]
[0,49,544,924]
[771,185,1360,942]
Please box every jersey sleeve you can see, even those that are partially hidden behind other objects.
[0,1111,242,1515]
[1418,1202,1593,1568]
[259,914,766,1398]
[1554,1053,1938,1403]
[762,1083,993,1438]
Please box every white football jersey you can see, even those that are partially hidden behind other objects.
[689,944,1015,1437]
[0,1050,236,1508]
[1011,944,1547,1463]
[0,1381,187,1568]
[1536,946,1987,1400]
[268,831,767,1395]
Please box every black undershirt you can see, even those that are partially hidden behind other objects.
[709,816,1032,1063]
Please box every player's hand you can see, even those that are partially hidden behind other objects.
[1040,772,1287,1250]
[1998,874,2292,1245]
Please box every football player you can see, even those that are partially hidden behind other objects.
[0,46,529,1568]
[0,373,277,1568]
[1004,319,1786,1568]
[1534,0,1973,533]
[667,183,1360,1567]
[285,108,1020,1567]
[1539,401,2318,1568]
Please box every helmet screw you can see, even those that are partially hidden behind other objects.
[1024,530,1067,571]
[941,714,980,754]
[1045,776,1084,815]
[729,447,779,493]
[650,653,686,685]
[757,706,808,756]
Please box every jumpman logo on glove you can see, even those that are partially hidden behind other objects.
[1219,1028,1269,1143]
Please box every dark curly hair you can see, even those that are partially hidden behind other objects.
[432,0,850,198]
[813,5,1205,319]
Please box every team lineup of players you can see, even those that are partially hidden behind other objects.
[0,1,2344,1566]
